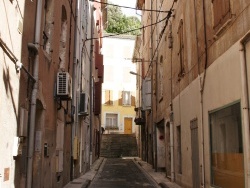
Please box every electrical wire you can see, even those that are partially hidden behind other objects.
[144,0,165,51]
[89,0,170,13]
[145,1,175,78]
[85,14,169,41]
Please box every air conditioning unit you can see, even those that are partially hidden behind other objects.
[79,93,89,116]
[57,72,72,100]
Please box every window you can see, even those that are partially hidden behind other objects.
[212,0,231,32]
[210,103,244,187]
[122,91,131,106]
[106,113,118,130]
[59,6,67,68]
[177,19,185,77]
[158,55,163,102]
[43,0,54,55]
[177,125,182,174]
[104,90,113,105]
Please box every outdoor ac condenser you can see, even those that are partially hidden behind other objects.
[57,72,72,100]
[79,92,89,116]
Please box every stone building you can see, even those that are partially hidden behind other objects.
[0,0,105,187]
[134,0,250,187]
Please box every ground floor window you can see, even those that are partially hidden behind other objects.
[105,113,118,130]
[210,102,244,188]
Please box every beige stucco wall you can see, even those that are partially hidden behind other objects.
[0,1,24,187]
[172,40,243,187]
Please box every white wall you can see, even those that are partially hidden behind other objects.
[0,1,24,187]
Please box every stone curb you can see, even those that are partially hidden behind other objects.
[133,157,182,188]
[63,157,105,188]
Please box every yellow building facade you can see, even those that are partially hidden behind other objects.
[102,35,137,134]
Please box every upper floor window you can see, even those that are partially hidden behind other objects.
[43,0,54,56]
[158,55,163,102]
[212,0,231,32]
[118,91,136,106]
[177,19,185,77]
[122,91,131,106]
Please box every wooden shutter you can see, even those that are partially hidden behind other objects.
[105,90,113,105]
[212,0,231,31]
[142,78,151,110]
[105,90,109,105]
[118,91,123,106]
[131,95,136,106]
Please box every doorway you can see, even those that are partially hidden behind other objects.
[190,118,200,188]
[124,117,132,134]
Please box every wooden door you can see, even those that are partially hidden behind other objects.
[124,117,132,134]
[191,118,200,188]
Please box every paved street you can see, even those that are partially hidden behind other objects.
[88,158,160,188]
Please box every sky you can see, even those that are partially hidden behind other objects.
[111,0,141,18]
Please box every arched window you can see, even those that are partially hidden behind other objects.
[43,0,54,56]
[59,5,67,70]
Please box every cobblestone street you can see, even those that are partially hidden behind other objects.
[88,158,159,188]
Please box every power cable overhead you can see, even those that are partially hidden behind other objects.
[85,14,170,41]
[145,1,175,77]
[89,0,170,13]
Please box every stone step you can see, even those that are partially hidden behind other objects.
[100,134,138,158]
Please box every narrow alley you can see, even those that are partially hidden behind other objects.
[1,0,250,188]
[88,158,159,188]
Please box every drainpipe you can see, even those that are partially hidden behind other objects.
[26,0,43,187]
[169,23,174,182]
[89,3,94,166]
[198,0,208,187]
[71,0,79,180]
[239,31,250,188]
[150,0,157,171]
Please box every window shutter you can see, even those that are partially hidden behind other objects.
[105,90,109,105]
[142,78,151,110]
[212,0,231,31]
[105,90,113,105]
[118,91,123,106]
[131,95,136,106]
[110,90,113,105]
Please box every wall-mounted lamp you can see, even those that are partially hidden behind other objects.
[129,71,142,77]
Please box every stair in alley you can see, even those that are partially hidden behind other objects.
[100,134,138,158]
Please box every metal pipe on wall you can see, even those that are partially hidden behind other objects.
[150,0,157,171]
[89,2,94,166]
[169,22,175,182]
[26,0,43,187]
[71,0,79,180]
[239,31,250,188]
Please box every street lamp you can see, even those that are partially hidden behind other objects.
[129,71,142,77]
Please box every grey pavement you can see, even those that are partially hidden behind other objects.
[63,157,182,188]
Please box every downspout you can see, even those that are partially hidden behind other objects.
[199,0,208,187]
[193,0,205,186]
[71,0,79,180]
[150,0,156,171]
[26,0,43,187]
[168,22,175,182]
[239,31,250,188]
[89,3,94,166]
